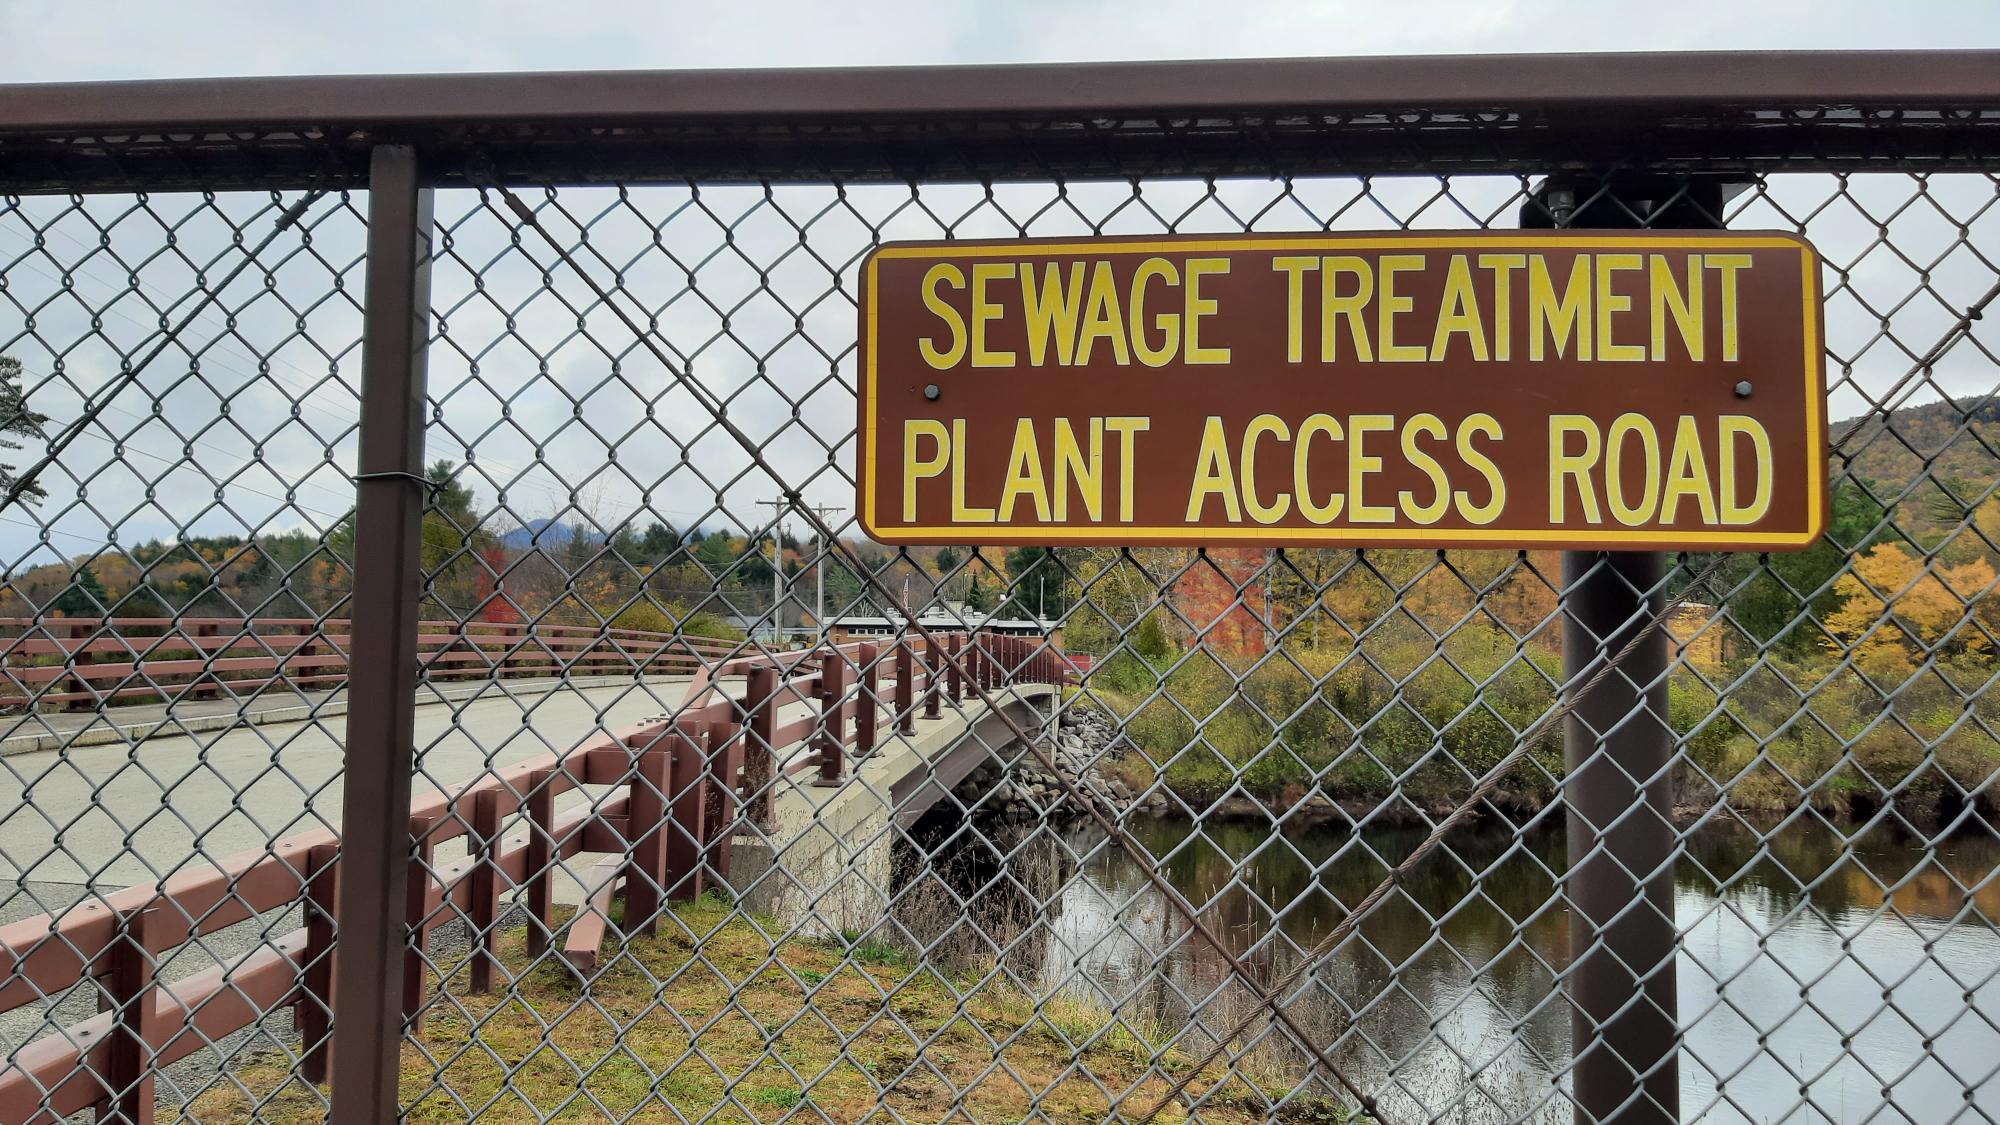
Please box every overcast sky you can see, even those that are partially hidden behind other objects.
[0,0,1996,586]
[0,0,1996,82]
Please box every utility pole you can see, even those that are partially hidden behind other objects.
[754,499,788,644]
[802,503,844,637]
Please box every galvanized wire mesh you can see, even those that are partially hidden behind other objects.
[0,105,1993,1125]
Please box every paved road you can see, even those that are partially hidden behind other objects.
[0,677,694,889]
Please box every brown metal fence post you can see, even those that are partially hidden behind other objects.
[946,633,962,705]
[1533,175,1700,1125]
[329,143,435,1125]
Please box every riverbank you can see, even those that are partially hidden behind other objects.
[1052,684,1997,833]
[186,894,1315,1124]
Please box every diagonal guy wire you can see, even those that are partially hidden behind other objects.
[490,178,1391,1121]
[1136,552,1731,1124]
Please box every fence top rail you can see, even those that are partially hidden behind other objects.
[4,51,1999,132]
[2,50,1998,193]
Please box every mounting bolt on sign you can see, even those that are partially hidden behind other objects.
[856,229,1827,553]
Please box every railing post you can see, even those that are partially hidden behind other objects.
[895,642,916,736]
[1535,175,1687,1125]
[854,642,878,756]
[814,651,846,787]
[523,771,555,959]
[926,638,944,719]
[101,905,156,1125]
[702,724,742,883]
[743,665,780,829]
[65,621,92,711]
[299,843,339,1084]
[666,730,707,901]
[624,737,668,935]
[946,633,962,705]
[193,621,219,700]
[402,833,434,1030]
[330,143,436,1125]
[467,790,501,993]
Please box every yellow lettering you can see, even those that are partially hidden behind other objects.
[1021,262,1084,367]
[1478,254,1525,362]
[1707,254,1752,362]
[1240,414,1291,524]
[1377,255,1426,362]
[1294,413,1345,524]
[1051,417,1102,522]
[1184,258,1231,364]
[1604,413,1661,526]
[1550,415,1603,524]
[1430,255,1489,362]
[1650,254,1704,362]
[997,418,1050,522]
[1348,414,1395,522]
[950,418,994,522]
[1594,254,1644,362]
[1186,416,1242,522]
[1323,256,1374,363]
[1719,415,1772,524]
[1130,258,1182,367]
[902,419,949,521]
[1273,256,1319,364]
[1530,255,1593,361]
[1105,416,1149,521]
[1076,261,1131,367]
[1398,413,1451,524]
[918,264,967,369]
[970,262,1015,368]
[1455,413,1506,524]
[1660,414,1718,524]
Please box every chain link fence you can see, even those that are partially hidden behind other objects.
[0,58,1994,1124]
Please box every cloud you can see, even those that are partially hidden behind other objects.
[0,0,1992,83]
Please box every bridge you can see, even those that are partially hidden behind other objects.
[0,617,1064,1120]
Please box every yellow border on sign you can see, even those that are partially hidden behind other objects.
[858,232,1828,549]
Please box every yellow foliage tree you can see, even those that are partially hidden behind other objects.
[1826,544,1997,668]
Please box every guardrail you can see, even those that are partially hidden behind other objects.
[0,617,739,709]
[0,629,1065,1122]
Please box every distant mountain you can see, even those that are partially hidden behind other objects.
[498,519,605,552]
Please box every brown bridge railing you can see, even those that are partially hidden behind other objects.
[0,630,1064,1123]
[0,616,740,710]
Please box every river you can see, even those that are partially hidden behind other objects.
[908,815,2000,1123]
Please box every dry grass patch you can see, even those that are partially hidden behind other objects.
[184,893,1307,1123]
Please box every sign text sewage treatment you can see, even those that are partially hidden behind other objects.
[858,231,1826,550]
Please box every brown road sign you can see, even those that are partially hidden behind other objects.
[857,231,1826,550]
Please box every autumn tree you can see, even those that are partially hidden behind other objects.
[1826,542,1998,672]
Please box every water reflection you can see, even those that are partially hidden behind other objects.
[911,816,2000,1123]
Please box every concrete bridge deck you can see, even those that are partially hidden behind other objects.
[0,672,1051,905]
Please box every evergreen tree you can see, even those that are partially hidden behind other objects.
[51,565,107,615]
[0,356,48,505]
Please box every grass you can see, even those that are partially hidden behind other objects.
[184,894,1308,1124]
